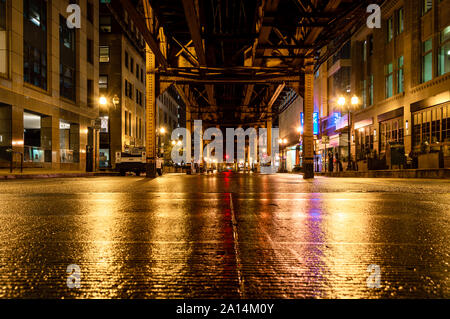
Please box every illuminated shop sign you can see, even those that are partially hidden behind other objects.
[300,112,319,135]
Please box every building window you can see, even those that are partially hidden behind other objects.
[130,57,134,73]
[136,64,139,78]
[99,75,108,89]
[422,39,433,83]
[87,2,94,23]
[0,0,6,75]
[385,63,393,98]
[99,46,109,63]
[87,79,94,108]
[23,0,47,90]
[125,51,128,68]
[99,15,111,33]
[397,8,404,35]
[362,40,367,62]
[368,35,373,56]
[128,112,132,136]
[387,17,393,43]
[60,15,76,101]
[361,79,367,108]
[24,0,47,29]
[60,64,75,101]
[23,43,47,90]
[380,118,404,152]
[0,0,6,30]
[125,79,133,99]
[369,74,373,105]
[423,0,432,15]
[397,56,404,93]
[125,110,128,135]
[87,38,93,64]
[141,68,144,82]
[413,105,450,146]
[438,26,450,76]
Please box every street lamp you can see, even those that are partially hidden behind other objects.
[99,96,107,106]
[337,95,360,170]
[156,127,167,157]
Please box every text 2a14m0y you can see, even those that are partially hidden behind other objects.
[220,303,274,314]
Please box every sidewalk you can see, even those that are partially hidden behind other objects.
[0,169,119,180]
[315,168,450,179]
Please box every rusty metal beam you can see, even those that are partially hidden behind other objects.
[181,0,216,108]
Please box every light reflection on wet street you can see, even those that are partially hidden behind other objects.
[0,173,449,298]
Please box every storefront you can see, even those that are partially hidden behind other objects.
[354,118,375,161]
[286,146,297,172]
[412,101,450,167]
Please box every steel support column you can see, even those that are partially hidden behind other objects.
[303,61,314,179]
[145,46,157,178]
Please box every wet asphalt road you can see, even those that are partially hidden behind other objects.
[0,173,449,298]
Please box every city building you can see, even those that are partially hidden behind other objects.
[156,85,186,162]
[98,2,146,169]
[314,41,352,172]
[0,0,99,171]
[316,0,450,171]
[351,0,450,170]
[278,89,303,172]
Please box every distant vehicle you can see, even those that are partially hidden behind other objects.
[115,148,146,176]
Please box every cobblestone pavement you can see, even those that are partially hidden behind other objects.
[0,173,449,298]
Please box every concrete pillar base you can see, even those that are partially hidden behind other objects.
[303,163,314,179]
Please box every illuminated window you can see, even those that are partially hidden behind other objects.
[422,39,433,83]
[385,63,393,98]
[422,0,432,15]
[99,75,108,89]
[397,56,404,93]
[397,8,404,34]
[438,26,450,76]
[99,46,109,62]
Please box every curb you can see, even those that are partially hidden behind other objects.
[315,169,450,179]
[0,172,96,180]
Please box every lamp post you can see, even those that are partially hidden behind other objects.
[157,127,166,157]
[337,95,360,170]
[99,95,119,169]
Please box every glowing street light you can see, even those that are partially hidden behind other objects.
[99,96,107,106]
[159,127,166,134]
[337,94,360,171]
[337,96,346,106]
